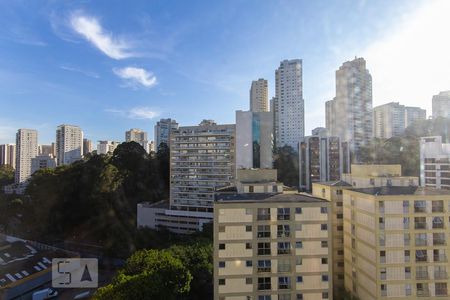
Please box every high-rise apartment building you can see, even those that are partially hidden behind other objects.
[432,91,450,119]
[97,141,120,155]
[56,125,83,166]
[125,128,149,152]
[138,120,235,233]
[420,136,450,189]
[274,59,304,149]
[214,170,333,300]
[373,102,426,139]
[31,154,57,174]
[15,129,38,183]
[326,57,373,157]
[250,79,269,112]
[344,186,450,299]
[154,118,178,149]
[312,127,328,136]
[82,138,93,156]
[0,144,16,169]
[299,135,349,191]
[236,110,273,170]
[38,144,55,157]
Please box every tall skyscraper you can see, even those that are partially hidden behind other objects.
[420,136,450,189]
[299,135,348,191]
[138,120,235,234]
[154,118,179,149]
[274,59,304,149]
[0,144,16,169]
[56,125,83,166]
[38,144,55,157]
[249,78,268,112]
[125,128,149,152]
[432,91,450,119]
[326,57,373,157]
[235,110,273,170]
[82,138,93,156]
[373,102,427,139]
[15,129,38,183]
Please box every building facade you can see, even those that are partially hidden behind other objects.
[326,57,373,157]
[344,186,450,299]
[31,154,57,174]
[15,129,38,183]
[250,78,269,112]
[405,106,426,128]
[214,178,333,300]
[56,125,83,166]
[432,91,450,119]
[0,144,16,169]
[299,135,349,191]
[82,139,93,156]
[342,164,418,188]
[125,128,149,152]
[420,136,450,189]
[97,140,120,155]
[274,59,304,149]
[154,118,179,149]
[236,110,273,170]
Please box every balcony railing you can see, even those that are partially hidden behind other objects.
[435,271,448,279]
[435,288,448,296]
[433,238,446,246]
[415,239,428,246]
[434,254,447,262]
[417,289,430,297]
[415,222,427,229]
[416,271,429,280]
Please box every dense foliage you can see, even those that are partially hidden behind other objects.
[274,145,299,188]
[0,164,14,187]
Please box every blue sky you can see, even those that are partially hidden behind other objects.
[1,0,449,144]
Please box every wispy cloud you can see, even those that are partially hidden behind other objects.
[70,12,133,59]
[113,67,157,88]
[60,64,99,78]
[105,107,160,120]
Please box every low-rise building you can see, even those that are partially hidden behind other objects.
[342,164,418,188]
[31,155,57,174]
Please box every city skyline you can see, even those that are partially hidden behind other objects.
[1,0,450,145]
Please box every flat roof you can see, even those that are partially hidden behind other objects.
[350,186,450,196]
[314,180,352,187]
[138,199,170,209]
[215,192,327,204]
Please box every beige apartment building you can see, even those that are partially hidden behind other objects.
[344,186,450,299]
[342,164,418,188]
[214,170,333,300]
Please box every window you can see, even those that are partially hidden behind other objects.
[258,296,271,300]
[249,186,254,193]
[219,243,225,250]
[337,225,343,231]
[277,259,291,272]
[277,225,290,238]
[338,250,344,255]
[432,200,444,212]
[257,225,271,238]
[218,279,225,285]
[336,189,343,195]
[296,257,302,265]
[246,278,252,284]
[219,225,225,232]
[257,208,271,220]
[432,216,444,228]
[246,225,252,232]
[321,224,328,230]
[296,294,303,300]
[277,208,290,220]
[296,276,303,283]
[246,260,253,267]
[246,243,252,249]
[322,275,329,282]
[337,213,343,219]
[295,207,302,214]
[320,207,328,214]
[295,241,303,248]
[380,251,386,263]
[257,260,271,272]
[245,208,253,215]
[258,243,271,255]
[278,277,290,289]
[415,249,428,262]
[414,200,427,213]
[403,200,409,213]
[321,241,328,248]
[370,178,375,185]
[321,258,328,264]
[322,292,329,299]
[219,261,225,268]
[277,242,291,255]
[295,223,302,231]
[257,277,271,290]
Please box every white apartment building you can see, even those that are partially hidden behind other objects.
[15,129,38,183]
[0,144,16,169]
[97,140,121,155]
[31,154,57,174]
[420,136,450,189]
[56,124,83,166]
[214,171,333,300]
[83,138,93,156]
[274,59,304,149]
[125,128,149,152]
[250,78,269,112]
[432,91,450,119]
[326,57,373,157]
[154,118,178,149]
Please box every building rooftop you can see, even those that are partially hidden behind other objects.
[315,180,352,187]
[215,192,327,204]
[138,199,169,209]
[350,186,450,196]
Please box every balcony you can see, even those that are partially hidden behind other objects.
[434,254,447,262]
[277,249,291,255]
[436,288,448,297]
[417,289,430,297]
[433,238,446,246]
[257,215,270,221]
[435,271,448,280]
[416,271,429,280]
[415,239,428,246]
[415,222,427,230]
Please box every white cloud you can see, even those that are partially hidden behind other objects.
[70,12,133,59]
[113,67,157,88]
[362,0,450,116]
[60,64,99,78]
[105,107,160,120]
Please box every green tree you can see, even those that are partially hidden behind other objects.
[0,164,14,187]
[94,249,192,300]
[274,145,299,188]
